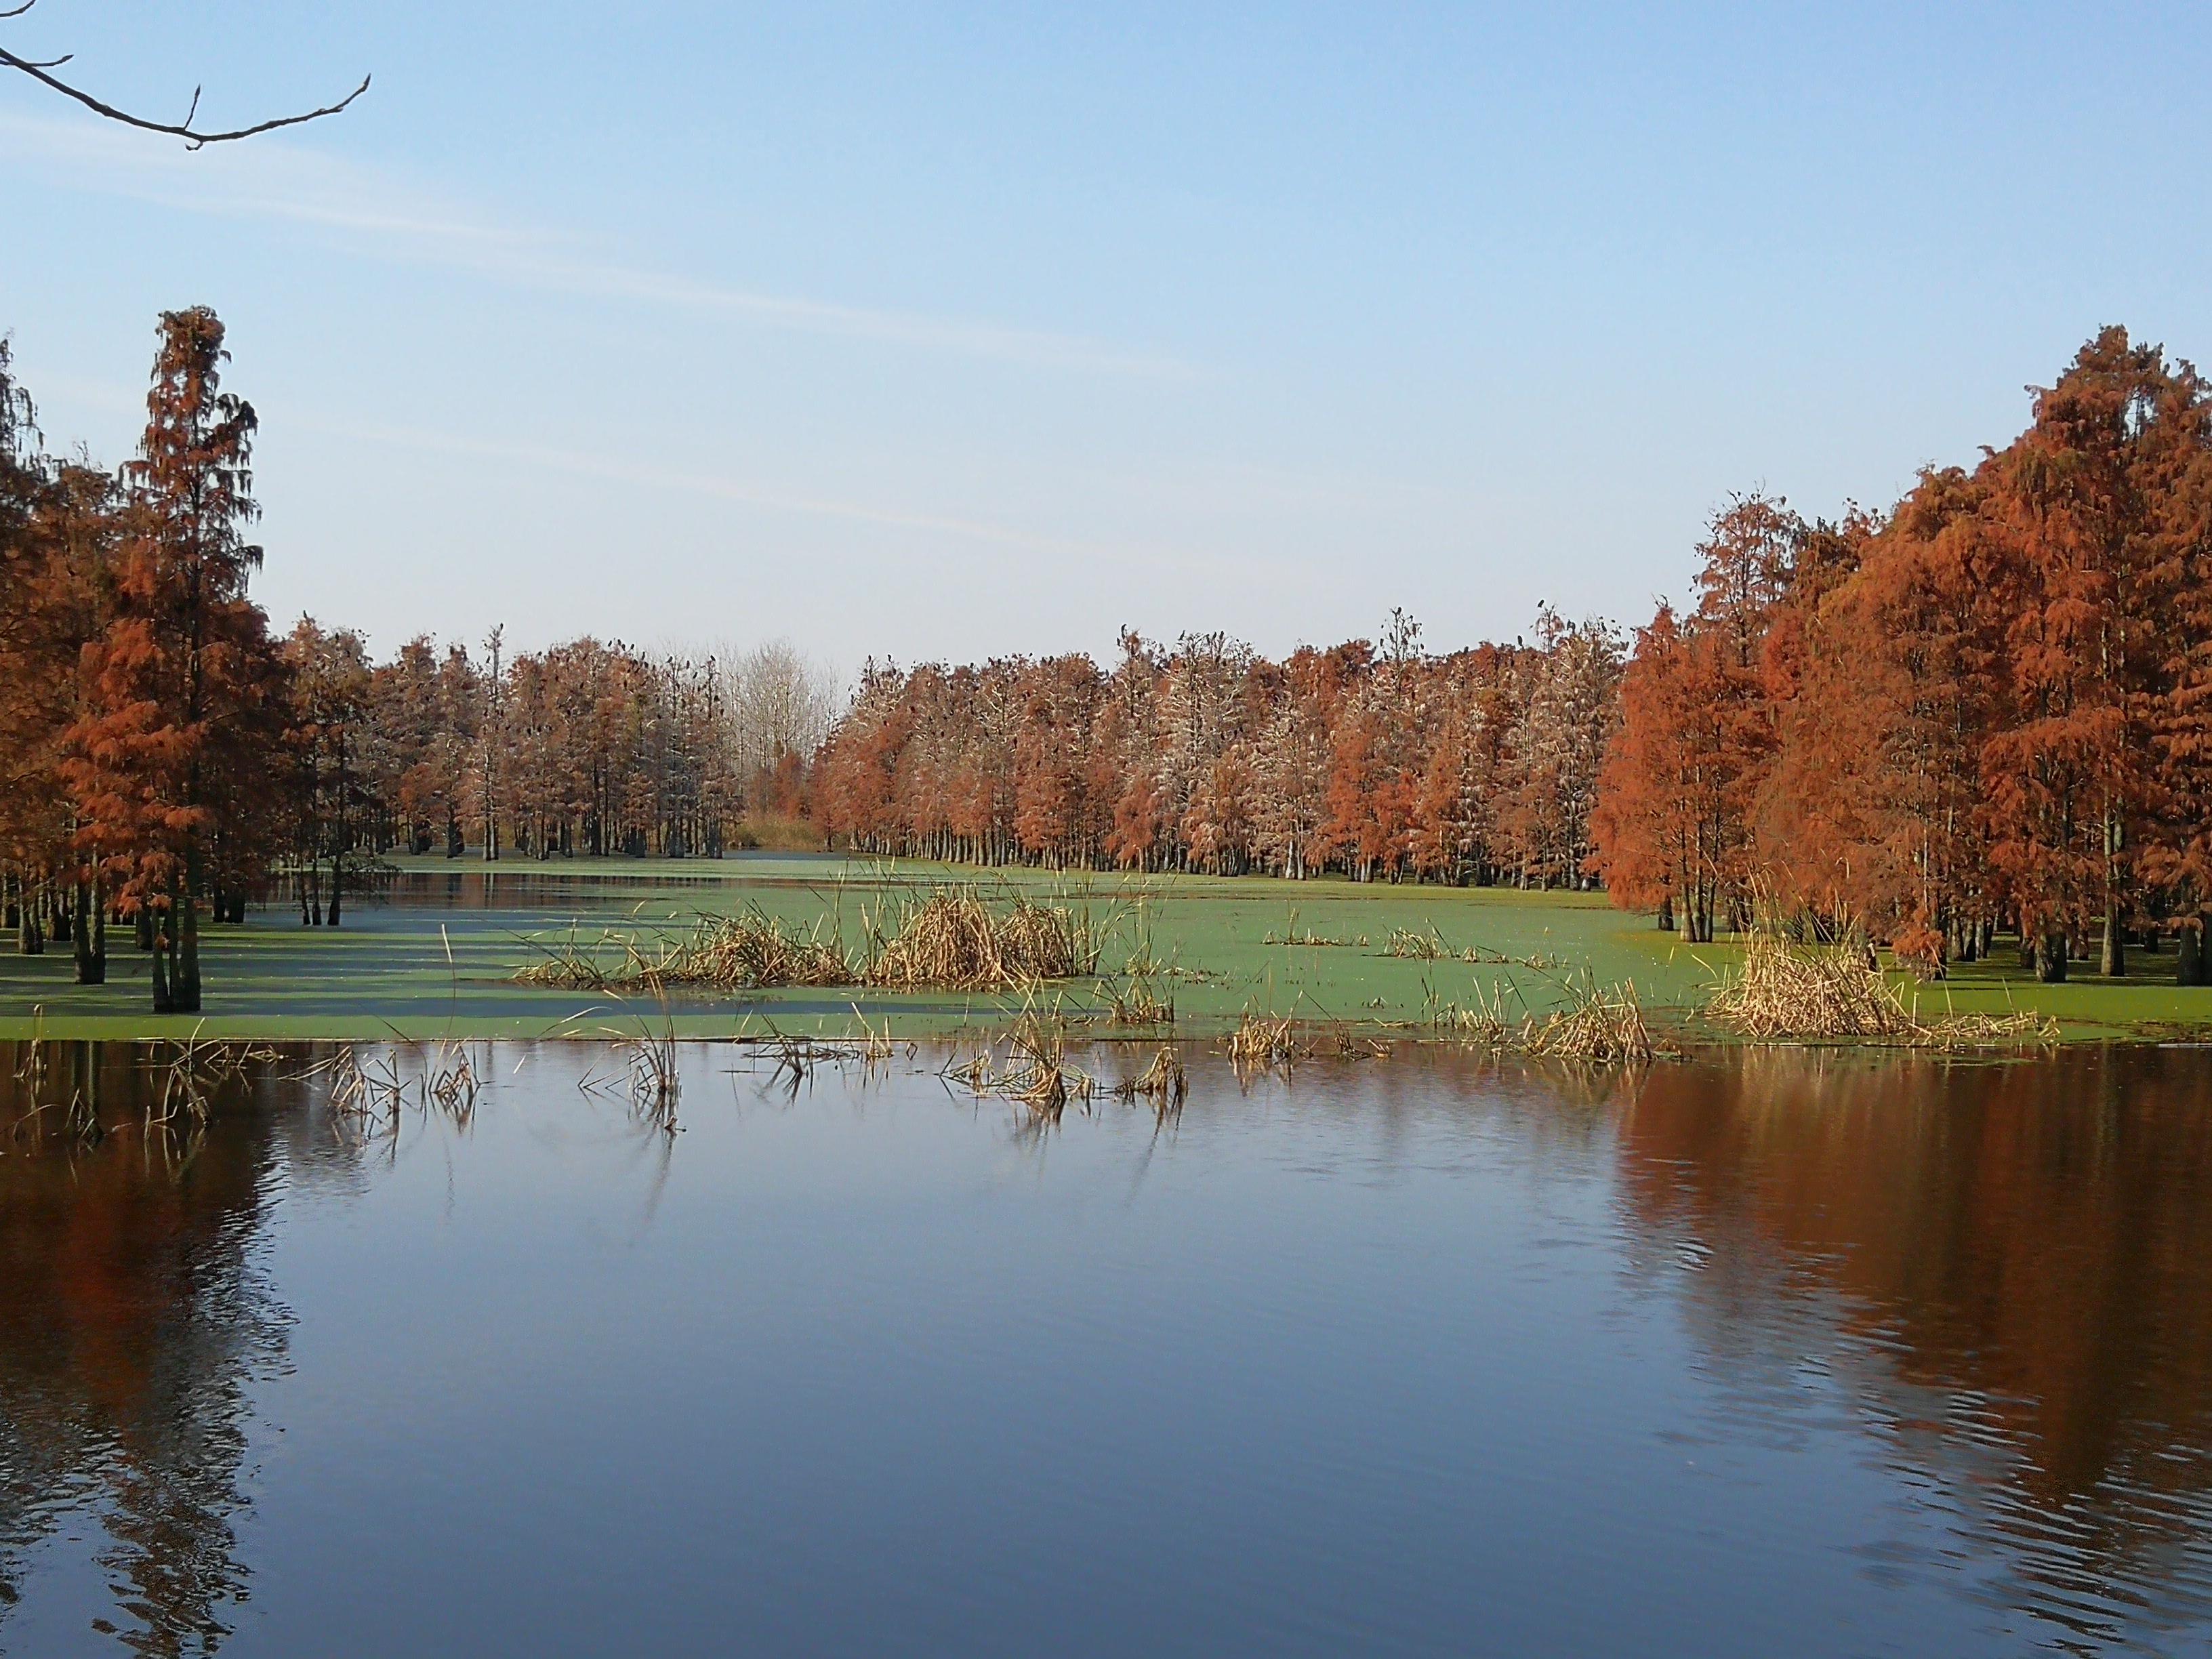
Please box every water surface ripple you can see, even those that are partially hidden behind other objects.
[3,1042,2210,1656]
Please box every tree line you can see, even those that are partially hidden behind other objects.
[0,312,836,1010]
[14,314,2212,1008]
[811,609,1625,885]
[1591,327,2212,981]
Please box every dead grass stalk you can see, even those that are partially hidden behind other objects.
[1708,935,1923,1040]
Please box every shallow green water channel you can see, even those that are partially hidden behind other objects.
[5,855,2205,1042]
[3,1041,2210,1656]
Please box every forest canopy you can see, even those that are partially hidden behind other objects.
[1591,327,2212,981]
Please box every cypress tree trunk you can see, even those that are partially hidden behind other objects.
[1657,894,1674,931]
[2036,930,2068,983]
[74,880,106,985]
[2177,922,2204,987]
[2101,903,2126,979]
[175,857,202,1012]
[150,910,173,1014]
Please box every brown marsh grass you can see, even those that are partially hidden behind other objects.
[517,906,853,991]
[1914,1010,2062,1049]
[517,884,1102,996]
[861,887,1101,993]
[1708,935,1919,1040]
[1518,979,1654,1063]
[943,1008,1099,1120]
[1387,925,1558,969]
[1430,974,1654,1064]
[1113,1044,1188,1113]
[1226,1011,1303,1078]
[1103,975,1174,1027]
[313,1040,486,1147]
[1265,908,1368,948]
[1707,935,2057,1047]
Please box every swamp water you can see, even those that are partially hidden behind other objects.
[2,1043,2211,1657]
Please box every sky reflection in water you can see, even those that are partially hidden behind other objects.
[3,1042,2211,1657]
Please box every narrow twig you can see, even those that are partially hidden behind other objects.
[0,36,369,148]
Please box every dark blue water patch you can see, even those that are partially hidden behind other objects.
[3,1045,2210,1657]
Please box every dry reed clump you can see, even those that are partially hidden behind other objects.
[1266,928,1368,948]
[1431,976,1654,1063]
[1104,976,1174,1027]
[1387,926,1452,960]
[1708,936,2064,1048]
[513,922,621,989]
[1708,935,1919,1040]
[943,1011,1097,1118]
[682,909,853,988]
[1226,1012,1303,1076]
[1386,927,1557,970]
[424,1042,482,1122]
[1519,981,1654,1064]
[1916,1010,2062,1049]
[520,888,1095,997]
[863,888,1097,992]
[517,907,855,991]
[1113,1044,1188,1111]
[741,1014,908,1096]
[316,1044,401,1146]
[621,1027,680,1128]
[312,1040,485,1147]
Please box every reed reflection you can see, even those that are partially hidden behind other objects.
[1615,1048,2212,1643]
[0,1044,312,1658]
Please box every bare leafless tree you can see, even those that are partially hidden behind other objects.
[1,0,366,146]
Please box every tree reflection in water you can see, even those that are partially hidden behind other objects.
[0,1044,308,1658]
[1614,1047,2212,1647]
[3,1040,2211,1654]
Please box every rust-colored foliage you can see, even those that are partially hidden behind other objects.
[62,310,286,1012]
[15,315,2212,983]
[811,616,1624,885]
[1591,330,2212,968]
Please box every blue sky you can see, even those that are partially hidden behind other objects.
[5,3,2209,672]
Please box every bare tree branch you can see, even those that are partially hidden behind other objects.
[0,7,369,148]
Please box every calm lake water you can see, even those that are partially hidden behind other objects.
[3,1042,2211,1657]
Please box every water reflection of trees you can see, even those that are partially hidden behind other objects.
[0,1044,314,1656]
[1616,1048,2212,1645]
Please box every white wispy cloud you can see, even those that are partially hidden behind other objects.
[297,413,1106,557]
[0,110,1197,378]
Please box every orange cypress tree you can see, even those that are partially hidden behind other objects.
[1592,607,1704,933]
[2130,352,2212,973]
[1974,330,2178,979]
[1593,498,1799,939]
[64,309,285,1012]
